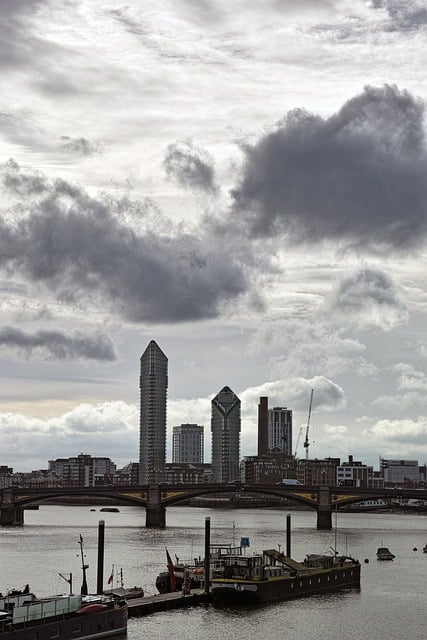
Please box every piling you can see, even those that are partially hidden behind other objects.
[204,516,210,594]
[97,520,105,594]
[286,513,291,557]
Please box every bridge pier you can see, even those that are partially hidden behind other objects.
[316,486,332,530]
[145,505,166,528]
[0,505,24,526]
[145,485,166,528]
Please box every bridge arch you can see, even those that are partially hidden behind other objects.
[159,485,319,510]
[3,484,425,528]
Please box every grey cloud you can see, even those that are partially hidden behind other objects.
[0,111,47,151]
[179,0,335,26]
[0,1,48,69]
[332,268,400,309]
[231,85,427,251]
[1,159,48,196]
[327,267,409,330]
[0,326,118,361]
[163,140,218,193]
[0,162,249,323]
[59,136,101,157]
[0,0,46,16]
[0,2,115,98]
[370,1,427,31]
[0,111,100,159]
[308,377,346,412]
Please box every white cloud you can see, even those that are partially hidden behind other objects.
[393,363,427,391]
[363,415,427,446]
[0,402,138,471]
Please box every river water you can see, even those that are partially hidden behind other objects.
[1,505,426,639]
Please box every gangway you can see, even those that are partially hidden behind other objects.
[263,549,306,571]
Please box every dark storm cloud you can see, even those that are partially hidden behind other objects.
[0,326,117,361]
[163,140,217,193]
[231,85,427,251]
[0,162,249,323]
[370,0,427,31]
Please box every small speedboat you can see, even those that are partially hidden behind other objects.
[423,544,427,553]
[376,546,395,560]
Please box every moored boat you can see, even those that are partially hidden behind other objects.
[155,542,245,593]
[376,547,395,560]
[342,499,390,512]
[423,544,427,553]
[0,589,127,640]
[1,529,128,640]
[210,548,360,605]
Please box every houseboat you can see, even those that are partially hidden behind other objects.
[210,547,360,605]
[0,589,127,640]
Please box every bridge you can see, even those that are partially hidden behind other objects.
[1,484,426,529]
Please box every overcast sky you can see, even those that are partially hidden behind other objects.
[1,0,427,472]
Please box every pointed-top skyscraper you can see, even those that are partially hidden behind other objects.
[139,340,168,484]
[211,386,241,483]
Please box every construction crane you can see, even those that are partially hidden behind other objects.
[303,388,314,460]
[294,427,303,458]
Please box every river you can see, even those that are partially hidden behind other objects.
[1,505,426,639]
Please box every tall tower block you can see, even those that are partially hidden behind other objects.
[139,340,168,484]
[211,386,241,483]
[173,424,204,463]
[258,396,269,456]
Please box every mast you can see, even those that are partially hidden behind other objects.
[78,534,89,595]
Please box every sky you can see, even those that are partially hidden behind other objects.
[1,0,427,472]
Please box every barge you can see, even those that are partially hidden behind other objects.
[210,548,360,605]
[0,590,127,640]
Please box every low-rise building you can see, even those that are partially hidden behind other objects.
[241,454,297,484]
[49,453,116,487]
[297,458,340,486]
[380,458,421,487]
[337,455,369,488]
[0,465,13,488]
[164,462,211,484]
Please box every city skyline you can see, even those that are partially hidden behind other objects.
[1,1,427,472]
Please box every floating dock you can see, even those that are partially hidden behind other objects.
[127,589,210,617]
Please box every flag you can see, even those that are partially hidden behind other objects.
[166,548,176,592]
[108,565,114,585]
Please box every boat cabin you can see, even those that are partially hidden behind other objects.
[222,554,265,580]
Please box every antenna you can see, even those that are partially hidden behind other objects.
[303,389,314,460]
[59,572,73,595]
